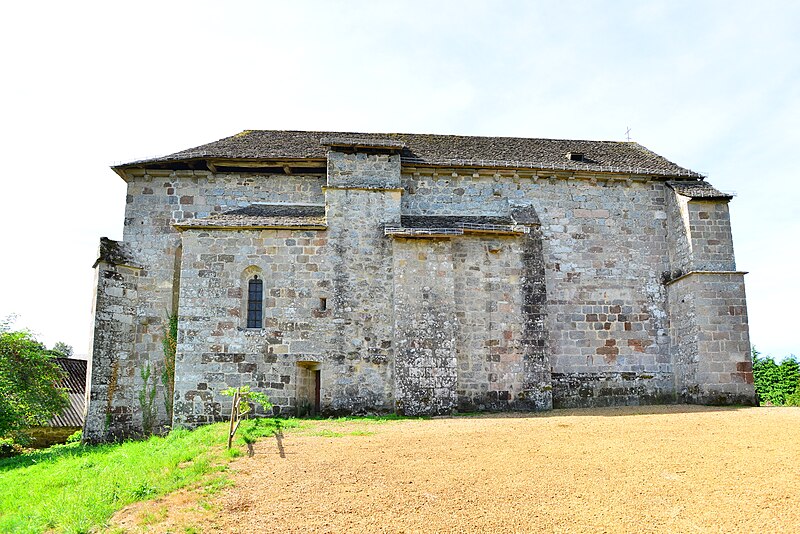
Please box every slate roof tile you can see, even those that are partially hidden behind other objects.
[118,130,702,177]
[178,204,326,229]
[667,181,732,199]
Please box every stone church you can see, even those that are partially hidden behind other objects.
[84,130,755,441]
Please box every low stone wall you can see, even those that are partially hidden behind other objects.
[552,372,676,408]
[27,426,81,449]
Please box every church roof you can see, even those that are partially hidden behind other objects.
[176,204,327,230]
[117,130,703,178]
[666,180,732,200]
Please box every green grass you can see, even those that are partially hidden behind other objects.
[0,419,287,534]
[0,415,400,533]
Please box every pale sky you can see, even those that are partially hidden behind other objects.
[1,0,797,359]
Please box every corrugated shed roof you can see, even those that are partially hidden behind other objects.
[117,130,703,178]
[49,358,86,428]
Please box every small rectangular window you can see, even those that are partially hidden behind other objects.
[247,276,263,329]
[319,297,327,311]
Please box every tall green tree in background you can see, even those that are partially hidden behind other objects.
[51,341,74,358]
[752,348,800,406]
[0,330,69,438]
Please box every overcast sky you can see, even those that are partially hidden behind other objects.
[1,0,797,360]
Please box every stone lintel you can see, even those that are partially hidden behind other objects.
[665,270,748,286]
[384,225,528,238]
[323,186,404,193]
[174,223,327,231]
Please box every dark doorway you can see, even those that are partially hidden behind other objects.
[314,370,321,414]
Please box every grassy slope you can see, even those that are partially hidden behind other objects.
[0,416,407,533]
[0,419,285,534]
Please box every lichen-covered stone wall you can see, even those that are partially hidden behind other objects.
[665,188,754,404]
[173,227,333,424]
[84,241,140,442]
[393,238,458,415]
[86,172,326,437]
[400,171,675,407]
[86,149,755,439]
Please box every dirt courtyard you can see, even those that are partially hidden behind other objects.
[113,405,800,532]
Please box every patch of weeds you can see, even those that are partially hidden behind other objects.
[131,481,156,500]
[196,499,215,511]
[202,475,234,496]
[348,430,375,436]
[184,526,202,534]
[225,447,243,459]
[139,506,168,526]
[312,429,344,438]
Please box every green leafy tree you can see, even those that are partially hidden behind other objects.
[777,356,799,403]
[52,341,73,358]
[0,330,69,437]
[0,315,15,333]
[753,348,800,406]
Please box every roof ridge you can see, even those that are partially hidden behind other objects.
[238,129,635,144]
[115,130,702,178]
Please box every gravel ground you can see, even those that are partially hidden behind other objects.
[112,405,800,533]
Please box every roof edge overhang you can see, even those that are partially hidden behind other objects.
[399,161,705,180]
[113,157,327,176]
[113,158,705,182]
[174,223,327,231]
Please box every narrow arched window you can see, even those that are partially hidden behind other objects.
[247,275,263,329]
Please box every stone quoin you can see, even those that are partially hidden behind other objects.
[83,130,755,441]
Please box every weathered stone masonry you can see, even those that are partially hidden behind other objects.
[84,130,755,441]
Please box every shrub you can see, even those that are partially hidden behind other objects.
[752,348,800,406]
[0,330,69,438]
[0,437,23,458]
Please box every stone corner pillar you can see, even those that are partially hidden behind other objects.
[664,182,756,406]
[83,238,141,442]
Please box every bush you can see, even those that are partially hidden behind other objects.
[784,388,800,407]
[753,348,800,406]
[0,437,23,458]
[0,330,69,437]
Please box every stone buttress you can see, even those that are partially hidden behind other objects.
[665,181,755,404]
[321,137,403,414]
[84,239,141,442]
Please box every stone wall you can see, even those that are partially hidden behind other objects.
[173,227,332,424]
[401,171,674,407]
[393,238,458,415]
[87,171,326,436]
[322,150,401,414]
[27,426,81,449]
[665,188,755,404]
[87,151,756,438]
[450,233,551,411]
[667,273,754,403]
[84,240,140,442]
[328,151,401,189]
